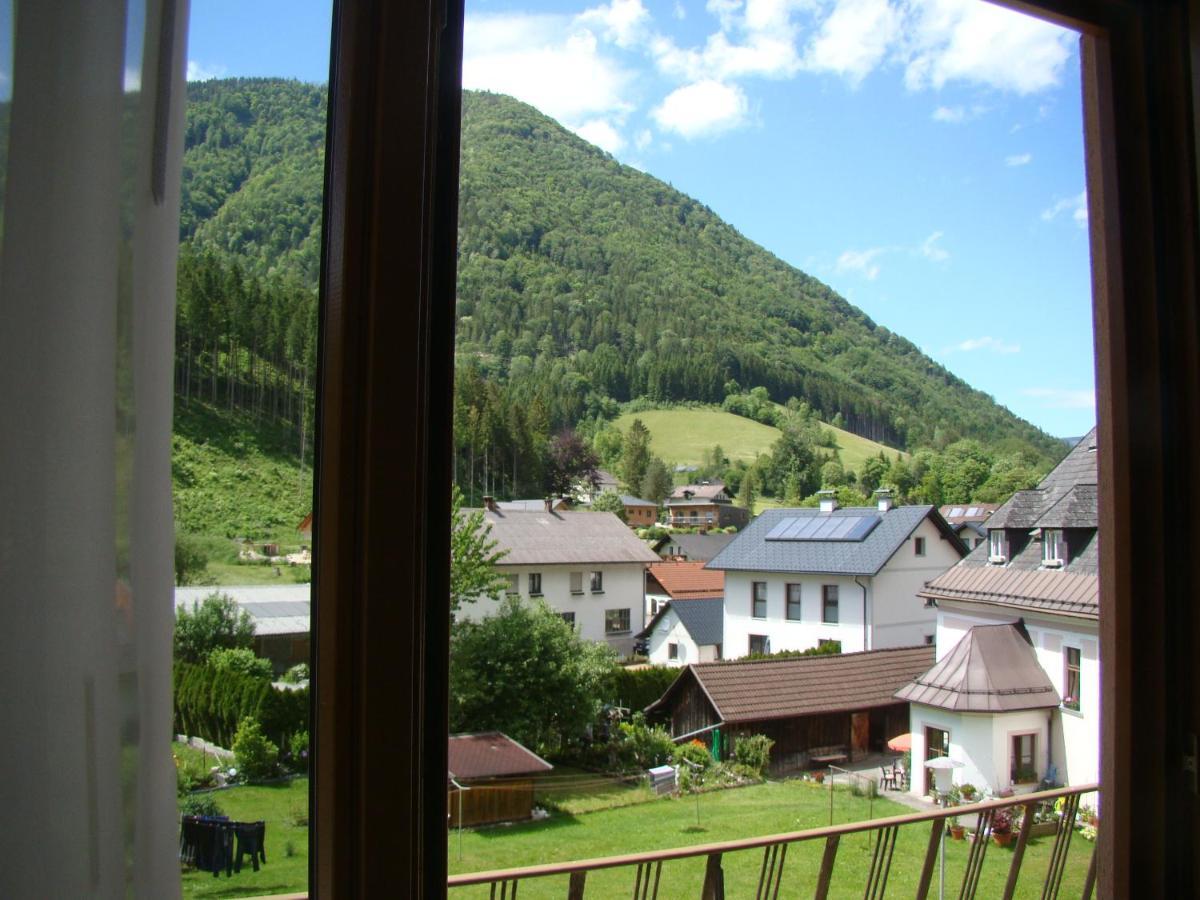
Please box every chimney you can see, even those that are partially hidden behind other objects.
[874,488,894,512]
[817,490,838,513]
[483,495,497,512]
[544,498,554,512]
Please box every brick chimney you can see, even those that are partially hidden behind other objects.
[483,495,497,512]
[874,488,894,512]
[817,490,838,513]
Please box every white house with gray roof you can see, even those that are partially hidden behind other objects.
[707,491,966,660]
[636,596,724,666]
[463,507,660,657]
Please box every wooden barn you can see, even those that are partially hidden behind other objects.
[447,732,553,827]
[644,646,934,775]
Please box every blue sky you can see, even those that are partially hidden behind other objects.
[187,0,1096,439]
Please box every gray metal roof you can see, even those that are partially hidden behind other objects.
[707,505,961,576]
[619,494,657,507]
[638,597,724,646]
[895,623,1060,712]
[174,585,311,637]
[474,509,661,566]
[497,498,569,512]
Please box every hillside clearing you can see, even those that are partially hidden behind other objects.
[614,408,904,476]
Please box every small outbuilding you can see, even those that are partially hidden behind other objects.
[447,732,554,827]
[645,645,933,774]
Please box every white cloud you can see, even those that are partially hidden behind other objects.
[932,105,964,123]
[652,80,749,138]
[1021,387,1096,409]
[836,246,888,280]
[464,14,634,125]
[1005,152,1033,167]
[803,0,902,86]
[946,336,1021,354]
[186,60,227,82]
[1041,191,1088,229]
[578,0,651,49]
[919,231,949,262]
[575,118,626,154]
[901,0,1075,95]
[674,1,687,19]
[635,128,653,150]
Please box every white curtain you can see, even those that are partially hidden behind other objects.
[0,0,189,895]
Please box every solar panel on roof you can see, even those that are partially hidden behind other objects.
[949,507,965,517]
[764,514,881,542]
[966,507,979,516]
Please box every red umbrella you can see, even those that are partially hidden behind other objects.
[887,733,912,752]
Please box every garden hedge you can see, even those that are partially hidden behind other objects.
[174,662,308,749]
[607,666,680,714]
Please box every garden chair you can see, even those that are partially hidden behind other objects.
[879,766,896,790]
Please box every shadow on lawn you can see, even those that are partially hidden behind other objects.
[469,810,585,839]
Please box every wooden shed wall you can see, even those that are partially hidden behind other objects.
[447,778,534,827]
[667,676,720,737]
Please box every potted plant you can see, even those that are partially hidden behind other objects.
[1011,765,1039,794]
[991,809,1015,847]
[949,816,966,840]
[959,783,977,801]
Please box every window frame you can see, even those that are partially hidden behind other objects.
[752,580,767,619]
[590,570,604,593]
[668,642,678,660]
[560,611,576,628]
[570,571,584,594]
[1064,645,1082,711]
[748,634,768,655]
[528,572,542,596]
[785,583,803,621]
[505,573,519,596]
[988,529,1006,561]
[821,584,839,624]
[914,536,926,556]
[605,608,631,634]
[1043,529,1064,566]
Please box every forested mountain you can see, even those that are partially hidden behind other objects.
[175,79,1063,527]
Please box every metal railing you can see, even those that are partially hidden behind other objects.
[667,516,716,526]
[446,783,1098,899]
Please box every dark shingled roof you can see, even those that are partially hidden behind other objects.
[473,509,661,566]
[662,532,737,561]
[448,732,553,781]
[987,428,1098,531]
[637,596,725,646]
[619,494,657,507]
[706,505,963,576]
[895,623,1060,712]
[646,646,935,723]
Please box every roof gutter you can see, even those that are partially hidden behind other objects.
[672,722,724,744]
[855,575,869,651]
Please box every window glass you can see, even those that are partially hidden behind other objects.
[749,634,768,655]
[752,581,767,618]
[528,572,541,595]
[989,530,1006,559]
[560,612,576,628]
[1011,734,1037,782]
[914,536,926,556]
[1044,529,1063,564]
[668,642,678,659]
[1064,646,1081,710]
[590,570,603,592]
[786,583,802,620]
[822,585,839,624]
[605,608,630,633]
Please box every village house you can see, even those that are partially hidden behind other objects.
[901,429,1100,797]
[708,490,965,659]
[654,531,736,562]
[447,732,553,827]
[643,560,725,618]
[637,561,725,664]
[664,481,749,529]
[645,646,933,773]
[617,494,659,527]
[464,500,660,656]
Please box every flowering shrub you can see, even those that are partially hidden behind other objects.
[991,808,1014,835]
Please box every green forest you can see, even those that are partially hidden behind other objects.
[173,78,1064,543]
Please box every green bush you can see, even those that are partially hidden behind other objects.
[612,715,675,771]
[175,753,215,796]
[232,716,279,780]
[174,528,211,586]
[672,739,712,770]
[607,666,680,714]
[288,729,310,772]
[282,662,309,683]
[174,592,255,664]
[208,647,274,680]
[733,734,774,776]
[173,661,309,749]
[180,793,225,818]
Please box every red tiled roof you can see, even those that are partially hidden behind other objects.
[649,646,934,723]
[647,561,724,599]
[447,732,553,781]
[919,564,1098,618]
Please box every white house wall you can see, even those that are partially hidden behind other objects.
[646,607,699,667]
[869,518,960,648]
[936,600,1099,787]
[909,705,1050,797]
[465,562,647,657]
[723,571,866,658]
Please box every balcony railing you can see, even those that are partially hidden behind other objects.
[447,783,1097,899]
[667,515,716,526]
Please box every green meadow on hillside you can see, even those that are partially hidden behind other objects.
[614,408,904,477]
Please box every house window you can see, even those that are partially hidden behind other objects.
[988,529,1006,561]
[822,585,839,624]
[1043,529,1064,565]
[817,638,841,653]
[1064,646,1081,710]
[570,571,584,594]
[1011,733,1037,783]
[749,634,769,655]
[715,644,722,660]
[528,572,542,595]
[914,536,926,556]
[506,573,519,595]
[924,634,935,646]
[560,612,576,628]
[590,570,604,593]
[752,581,767,618]
[605,608,630,634]
[786,584,802,621]
[668,642,678,660]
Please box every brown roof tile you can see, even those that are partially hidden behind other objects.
[647,561,725,599]
[652,646,934,723]
[919,564,1098,618]
[447,732,553,781]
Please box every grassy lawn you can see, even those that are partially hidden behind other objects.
[180,778,309,899]
[202,560,311,587]
[534,765,654,815]
[613,408,903,476]
[447,781,1094,900]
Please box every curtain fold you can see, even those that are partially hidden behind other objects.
[0,1,189,896]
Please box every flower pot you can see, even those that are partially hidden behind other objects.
[949,825,966,840]
[992,831,1015,847]
[1029,821,1059,838]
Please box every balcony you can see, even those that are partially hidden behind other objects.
[667,515,716,527]
[447,783,1097,899]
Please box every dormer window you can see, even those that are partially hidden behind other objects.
[988,529,1007,564]
[1043,529,1064,567]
